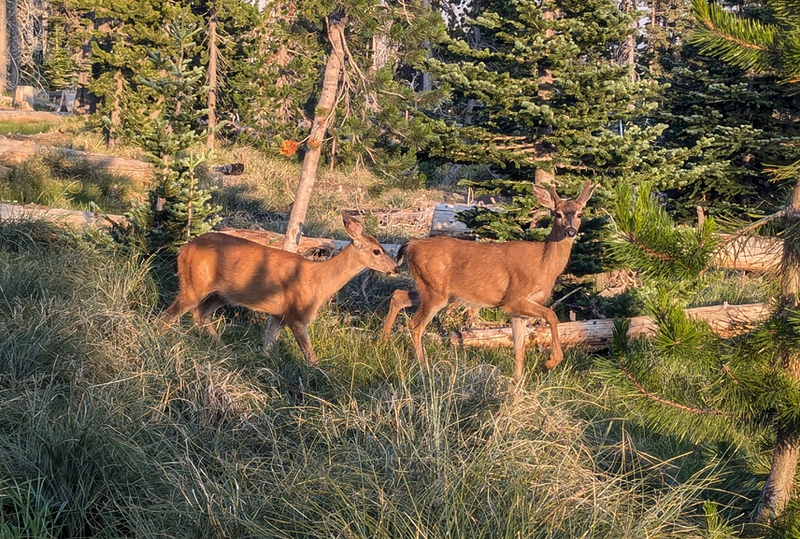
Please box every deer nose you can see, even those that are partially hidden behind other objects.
[565,228,577,238]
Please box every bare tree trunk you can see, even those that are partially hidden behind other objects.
[0,0,7,93]
[107,68,123,150]
[421,0,431,91]
[282,11,346,252]
[7,0,18,89]
[534,3,557,186]
[756,178,800,523]
[207,4,218,149]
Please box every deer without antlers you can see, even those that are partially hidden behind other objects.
[382,179,596,378]
[161,212,399,364]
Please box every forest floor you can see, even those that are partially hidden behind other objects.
[0,116,784,538]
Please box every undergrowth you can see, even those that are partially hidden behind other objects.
[0,219,741,538]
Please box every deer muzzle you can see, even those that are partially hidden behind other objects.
[565,227,577,238]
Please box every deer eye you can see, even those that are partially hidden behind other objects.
[577,212,583,218]
[372,249,381,256]
[556,212,564,219]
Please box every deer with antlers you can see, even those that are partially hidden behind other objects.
[161,212,399,364]
[382,180,596,378]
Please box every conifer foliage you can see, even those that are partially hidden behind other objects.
[603,182,800,527]
[122,14,220,252]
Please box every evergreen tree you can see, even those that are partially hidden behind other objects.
[423,0,676,275]
[647,1,800,220]
[688,0,800,523]
[122,14,220,252]
[43,17,77,89]
[603,182,800,529]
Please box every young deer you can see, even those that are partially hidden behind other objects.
[382,180,596,378]
[161,212,399,364]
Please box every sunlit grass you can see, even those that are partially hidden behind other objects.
[0,219,735,538]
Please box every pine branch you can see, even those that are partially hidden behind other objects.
[619,357,731,417]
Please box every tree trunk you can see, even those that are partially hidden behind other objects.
[282,10,346,252]
[534,3,557,186]
[207,4,218,149]
[0,0,7,93]
[107,68,123,150]
[7,0,18,89]
[756,177,800,523]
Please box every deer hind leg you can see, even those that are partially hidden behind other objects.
[160,289,200,327]
[192,294,226,342]
[262,315,284,354]
[381,289,419,340]
[407,295,448,368]
[510,316,530,380]
[508,301,563,371]
[288,321,318,366]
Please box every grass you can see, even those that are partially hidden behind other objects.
[0,120,54,135]
[0,219,738,538]
[0,151,145,213]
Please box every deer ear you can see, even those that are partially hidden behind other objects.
[343,212,365,239]
[575,179,596,206]
[533,184,556,210]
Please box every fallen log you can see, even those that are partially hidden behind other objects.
[216,227,401,256]
[0,202,128,230]
[453,302,770,352]
[713,234,782,272]
[0,137,154,183]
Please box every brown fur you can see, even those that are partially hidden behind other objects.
[161,213,399,364]
[382,180,596,378]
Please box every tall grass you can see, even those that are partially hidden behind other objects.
[0,219,737,538]
[0,152,144,213]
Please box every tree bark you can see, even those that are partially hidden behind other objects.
[0,0,7,93]
[534,3,558,186]
[207,4,218,149]
[282,10,346,252]
[755,177,800,523]
[107,68,123,150]
[7,0,18,89]
[455,302,769,350]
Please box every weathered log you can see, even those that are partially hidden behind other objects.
[0,202,128,230]
[453,302,770,351]
[0,110,64,122]
[713,234,782,272]
[216,227,401,256]
[0,137,154,183]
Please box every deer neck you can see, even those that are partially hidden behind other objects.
[541,226,577,267]
[311,243,365,298]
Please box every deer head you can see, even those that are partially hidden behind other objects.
[342,211,400,276]
[533,179,596,238]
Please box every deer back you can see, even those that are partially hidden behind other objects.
[177,233,320,318]
[404,236,574,307]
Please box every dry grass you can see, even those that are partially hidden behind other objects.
[0,219,731,539]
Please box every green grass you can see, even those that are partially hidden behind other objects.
[0,151,144,213]
[0,219,740,538]
[0,120,54,135]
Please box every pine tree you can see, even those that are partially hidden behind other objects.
[602,180,800,529]
[423,0,677,275]
[122,13,220,252]
[644,0,800,221]
[43,17,76,89]
[688,0,800,523]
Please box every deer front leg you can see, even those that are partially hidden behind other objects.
[382,289,419,340]
[407,296,447,368]
[262,315,283,354]
[288,321,318,365]
[510,316,529,380]
[508,300,563,371]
